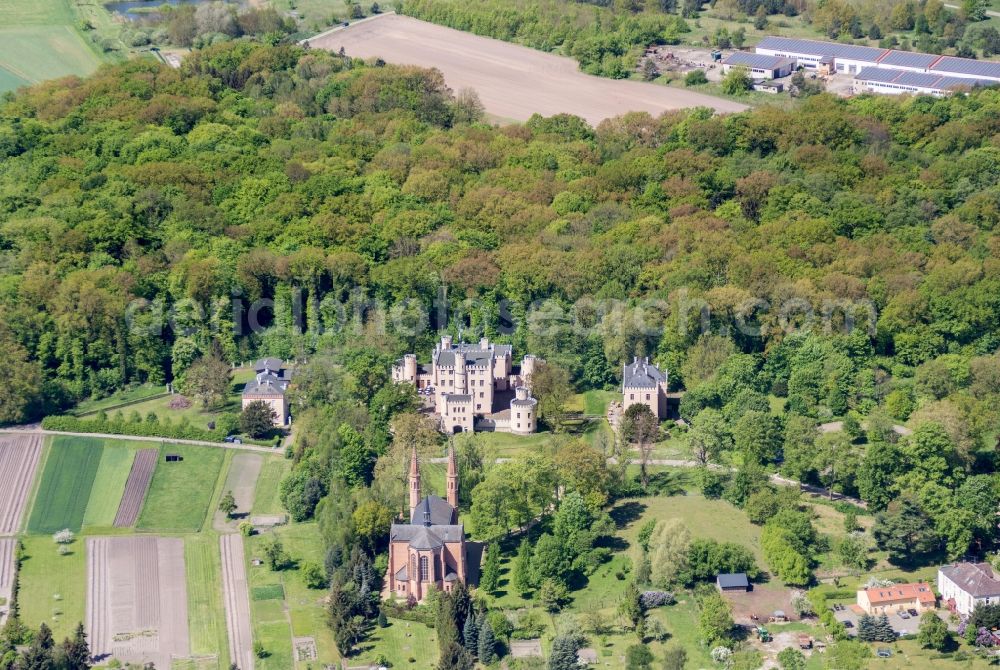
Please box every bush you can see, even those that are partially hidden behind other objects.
[640,591,675,608]
[300,561,328,589]
[53,529,75,544]
[685,69,708,85]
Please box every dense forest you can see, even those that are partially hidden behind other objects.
[1,41,1000,608]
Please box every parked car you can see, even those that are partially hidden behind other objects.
[843,620,853,628]
[898,611,910,619]
[907,609,919,617]
[224,435,236,443]
[877,648,892,658]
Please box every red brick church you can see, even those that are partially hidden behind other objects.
[386,445,468,602]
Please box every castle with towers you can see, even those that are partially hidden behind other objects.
[391,335,541,434]
[387,445,468,602]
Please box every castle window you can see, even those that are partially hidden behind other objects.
[420,556,429,581]
[646,394,650,400]
[517,412,521,419]
[630,394,634,400]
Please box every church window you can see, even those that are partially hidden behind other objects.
[420,556,430,581]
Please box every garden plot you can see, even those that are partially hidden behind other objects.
[220,534,254,670]
[113,449,157,527]
[86,536,190,668]
[0,538,15,623]
[0,434,43,534]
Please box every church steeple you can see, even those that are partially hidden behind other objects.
[409,446,421,518]
[446,441,459,510]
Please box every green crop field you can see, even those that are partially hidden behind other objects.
[82,443,139,528]
[185,534,231,668]
[0,0,104,94]
[18,535,87,641]
[27,437,103,534]
[252,456,291,515]
[137,444,226,533]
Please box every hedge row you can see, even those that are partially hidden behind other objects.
[41,415,226,442]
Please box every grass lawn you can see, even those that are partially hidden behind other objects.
[114,369,254,432]
[361,618,439,667]
[74,383,168,416]
[18,534,87,641]
[136,444,226,533]
[185,533,231,668]
[0,0,103,93]
[82,442,143,529]
[245,522,339,669]
[252,456,292,515]
[269,0,350,33]
[27,436,103,534]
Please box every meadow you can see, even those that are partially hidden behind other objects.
[137,444,226,532]
[17,534,87,640]
[185,533,232,668]
[0,0,103,94]
[26,437,103,534]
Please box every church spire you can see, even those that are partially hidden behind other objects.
[409,446,421,519]
[446,441,459,510]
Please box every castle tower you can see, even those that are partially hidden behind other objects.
[403,354,417,382]
[455,352,467,394]
[446,442,459,509]
[408,446,421,518]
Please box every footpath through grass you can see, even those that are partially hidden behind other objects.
[137,444,226,533]
[27,436,103,534]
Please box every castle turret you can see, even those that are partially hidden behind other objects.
[408,447,421,518]
[510,385,538,435]
[403,354,417,382]
[446,442,459,509]
[441,334,453,350]
[521,355,538,387]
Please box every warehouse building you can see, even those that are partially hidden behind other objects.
[721,51,796,79]
[754,36,1000,86]
[855,67,995,96]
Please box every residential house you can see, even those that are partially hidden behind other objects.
[939,563,1000,616]
[622,357,669,420]
[241,358,292,426]
[857,582,936,615]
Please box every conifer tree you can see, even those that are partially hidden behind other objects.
[480,542,501,593]
[478,614,496,664]
[513,538,534,595]
[462,607,479,656]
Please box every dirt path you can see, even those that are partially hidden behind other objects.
[0,434,43,535]
[214,453,264,532]
[220,534,254,670]
[0,427,277,453]
[307,13,748,124]
[113,448,158,527]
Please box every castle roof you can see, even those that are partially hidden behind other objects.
[435,341,513,367]
[623,357,666,389]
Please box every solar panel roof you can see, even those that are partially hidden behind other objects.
[755,36,886,62]
[930,56,1000,81]
[937,76,996,90]
[855,67,900,83]
[723,51,793,69]
[878,50,939,69]
[893,71,945,88]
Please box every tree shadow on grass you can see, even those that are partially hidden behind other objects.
[609,501,646,529]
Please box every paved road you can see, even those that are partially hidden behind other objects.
[0,427,279,454]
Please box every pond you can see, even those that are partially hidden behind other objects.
[104,0,227,21]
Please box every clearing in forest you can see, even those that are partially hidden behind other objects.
[308,13,747,124]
